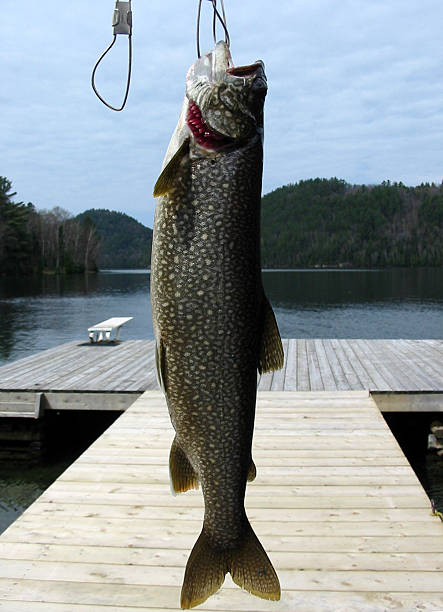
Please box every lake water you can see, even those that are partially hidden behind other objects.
[1,267,442,365]
[0,268,442,534]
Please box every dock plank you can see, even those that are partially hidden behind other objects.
[348,340,392,390]
[0,340,442,414]
[320,339,351,391]
[0,542,441,571]
[337,339,377,389]
[383,340,439,390]
[306,340,324,391]
[37,490,430,510]
[359,340,410,391]
[311,340,336,390]
[3,559,443,592]
[296,339,310,391]
[2,579,443,612]
[283,339,297,389]
[270,339,288,390]
[12,505,433,526]
[404,339,443,384]
[0,343,78,386]
[1,391,442,611]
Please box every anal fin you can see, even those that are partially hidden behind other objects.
[170,436,199,494]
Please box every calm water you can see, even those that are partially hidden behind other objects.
[0,268,442,534]
[0,267,442,365]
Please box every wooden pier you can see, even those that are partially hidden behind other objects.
[1,390,442,611]
[0,339,442,417]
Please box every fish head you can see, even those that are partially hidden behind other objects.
[153,42,267,196]
[186,41,267,150]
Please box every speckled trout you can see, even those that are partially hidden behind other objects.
[150,41,283,609]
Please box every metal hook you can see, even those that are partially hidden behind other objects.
[91,1,133,112]
[214,1,230,48]
[197,0,230,58]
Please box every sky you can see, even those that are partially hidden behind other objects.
[1,0,442,228]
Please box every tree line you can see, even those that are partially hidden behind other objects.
[261,178,443,268]
[2,174,443,276]
[0,176,100,276]
[77,209,152,269]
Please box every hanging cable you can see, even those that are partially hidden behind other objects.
[197,0,230,58]
[91,1,133,112]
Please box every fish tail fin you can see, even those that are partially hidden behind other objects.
[180,523,280,609]
[230,521,281,602]
[169,436,199,494]
[180,529,229,609]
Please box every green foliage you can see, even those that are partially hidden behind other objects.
[77,209,152,269]
[261,179,443,268]
[2,173,442,275]
[0,177,101,276]
[0,176,150,275]
[0,177,34,275]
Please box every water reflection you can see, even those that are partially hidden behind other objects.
[0,410,121,534]
[0,270,153,364]
[262,268,443,306]
[0,462,71,533]
[0,269,150,299]
[0,268,442,365]
[262,268,443,340]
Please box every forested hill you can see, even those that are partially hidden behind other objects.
[261,178,443,268]
[0,176,100,275]
[76,209,152,269]
[2,173,443,275]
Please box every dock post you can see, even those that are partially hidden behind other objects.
[34,392,44,419]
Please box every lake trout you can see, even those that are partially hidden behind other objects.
[150,41,283,609]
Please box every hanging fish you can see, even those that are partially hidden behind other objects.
[151,41,283,609]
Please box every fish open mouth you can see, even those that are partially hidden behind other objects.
[226,63,262,78]
[186,101,232,150]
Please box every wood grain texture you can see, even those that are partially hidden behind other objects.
[0,340,442,417]
[1,390,442,611]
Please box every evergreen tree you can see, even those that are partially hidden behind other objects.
[0,177,34,275]
[261,179,443,268]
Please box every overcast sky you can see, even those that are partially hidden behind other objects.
[1,0,442,227]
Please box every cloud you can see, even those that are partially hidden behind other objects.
[1,0,442,228]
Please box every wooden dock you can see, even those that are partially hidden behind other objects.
[0,340,156,417]
[0,339,442,417]
[1,390,442,611]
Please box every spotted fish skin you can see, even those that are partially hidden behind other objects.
[153,138,262,537]
[151,42,283,609]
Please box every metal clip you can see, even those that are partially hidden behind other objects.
[91,0,133,112]
[113,1,132,36]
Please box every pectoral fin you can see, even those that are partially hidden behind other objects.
[153,138,190,197]
[258,294,284,374]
